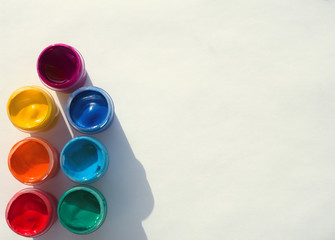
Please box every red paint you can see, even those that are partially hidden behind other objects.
[6,188,57,237]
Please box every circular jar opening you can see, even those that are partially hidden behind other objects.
[8,137,58,185]
[61,136,108,183]
[66,86,114,134]
[7,86,54,132]
[6,189,56,237]
[58,186,106,234]
[37,44,80,86]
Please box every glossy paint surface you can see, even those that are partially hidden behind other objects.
[71,90,108,128]
[8,137,59,185]
[7,193,47,235]
[66,86,114,134]
[60,136,109,183]
[58,186,106,234]
[6,189,57,237]
[7,86,58,132]
[37,43,86,92]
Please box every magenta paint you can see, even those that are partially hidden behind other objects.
[37,43,87,92]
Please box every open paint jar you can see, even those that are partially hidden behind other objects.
[60,136,109,184]
[7,86,59,133]
[37,43,86,92]
[8,137,59,185]
[6,188,57,237]
[66,86,114,134]
[58,185,107,234]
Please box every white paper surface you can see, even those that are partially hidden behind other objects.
[1,0,335,239]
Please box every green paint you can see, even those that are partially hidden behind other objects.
[58,186,106,234]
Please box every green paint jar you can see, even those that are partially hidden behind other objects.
[57,185,107,234]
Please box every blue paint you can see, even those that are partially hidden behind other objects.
[66,86,114,134]
[60,136,109,183]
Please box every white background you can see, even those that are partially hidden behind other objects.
[1,0,335,239]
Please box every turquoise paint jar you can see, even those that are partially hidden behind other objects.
[60,136,109,184]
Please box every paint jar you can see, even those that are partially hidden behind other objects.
[60,136,109,184]
[66,86,114,134]
[37,43,86,92]
[8,137,59,185]
[6,188,57,237]
[58,185,107,234]
[7,86,59,133]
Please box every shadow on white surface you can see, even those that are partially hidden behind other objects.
[83,74,93,87]
[88,115,154,240]
[30,83,154,240]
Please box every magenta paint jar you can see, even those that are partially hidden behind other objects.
[6,188,58,237]
[37,43,87,92]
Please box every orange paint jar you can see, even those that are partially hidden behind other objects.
[8,137,59,185]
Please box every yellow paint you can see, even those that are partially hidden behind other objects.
[7,86,58,132]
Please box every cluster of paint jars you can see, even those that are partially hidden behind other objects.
[5,44,113,237]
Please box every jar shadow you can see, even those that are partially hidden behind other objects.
[88,115,155,240]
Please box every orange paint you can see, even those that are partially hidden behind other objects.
[8,137,59,185]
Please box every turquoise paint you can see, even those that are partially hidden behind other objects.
[60,136,109,183]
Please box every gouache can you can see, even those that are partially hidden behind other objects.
[66,86,114,134]
[60,136,109,184]
[6,188,57,237]
[7,86,59,133]
[58,185,107,234]
[37,43,86,92]
[8,137,59,185]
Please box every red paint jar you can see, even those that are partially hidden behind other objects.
[6,188,57,237]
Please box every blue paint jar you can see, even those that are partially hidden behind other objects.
[60,136,109,184]
[66,86,114,134]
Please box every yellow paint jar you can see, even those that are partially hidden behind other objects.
[7,86,59,133]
